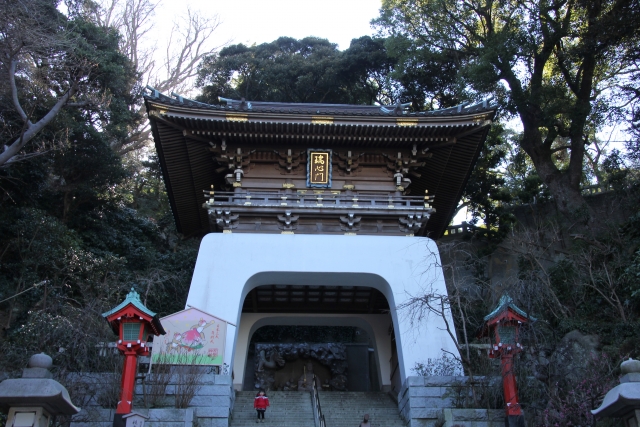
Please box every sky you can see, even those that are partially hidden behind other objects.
[154,0,383,51]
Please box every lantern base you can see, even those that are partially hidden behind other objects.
[505,414,525,427]
[113,413,125,427]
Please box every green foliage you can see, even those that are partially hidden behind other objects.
[374,0,640,219]
[0,1,198,373]
[0,204,198,372]
[0,0,141,166]
[198,37,345,103]
[375,32,468,109]
[460,124,516,242]
[197,36,398,105]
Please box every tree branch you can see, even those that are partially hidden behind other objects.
[9,59,31,124]
[1,84,77,167]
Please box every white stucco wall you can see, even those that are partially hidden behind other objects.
[186,233,459,389]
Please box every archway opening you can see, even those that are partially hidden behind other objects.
[243,324,380,392]
[239,283,391,392]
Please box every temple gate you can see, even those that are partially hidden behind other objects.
[145,92,496,396]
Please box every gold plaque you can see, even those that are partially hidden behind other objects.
[312,116,334,125]
[309,151,330,185]
[396,118,418,126]
[226,113,248,122]
[149,108,168,117]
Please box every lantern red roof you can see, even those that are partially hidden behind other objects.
[102,288,166,336]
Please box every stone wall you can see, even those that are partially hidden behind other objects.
[70,374,233,427]
[398,376,504,427]
[67,373,506,427]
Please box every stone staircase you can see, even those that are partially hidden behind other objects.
[229,391,315,427]
[319,392,404,427]
[229,391,403,427]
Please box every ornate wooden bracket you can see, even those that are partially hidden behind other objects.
[210,209,239,231]
[340,212,362,232]
[211,143,254,188]
[277,211,299,231]
[275,149,304,173]
[334,151,363,175]
[399,213,425,233]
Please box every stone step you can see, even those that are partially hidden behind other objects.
[230,391,315,427]
[230,391,404,427]
[318,392,404,427]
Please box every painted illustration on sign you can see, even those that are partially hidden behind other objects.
[152,307,226,365]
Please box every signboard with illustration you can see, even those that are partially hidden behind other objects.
[152,307,226,365]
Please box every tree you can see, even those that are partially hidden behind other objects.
[0,0,137,167]
[0,0,200,374]
[197,37,347,104]
[456,124,516,242]
[375,0,640,220]
[196,36,398,105]
[340,36,401,105]
[91,0,224,154]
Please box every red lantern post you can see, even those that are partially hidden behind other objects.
[479,295,534,427]
[103,289,165,425]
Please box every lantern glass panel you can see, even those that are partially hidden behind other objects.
[497,325,516,344]
[13,412,36,427]
[123,322,140,341]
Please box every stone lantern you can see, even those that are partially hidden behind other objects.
[479,295,535,427]
[0,353,79,427]
[102,288,165,423]
[592,358,640,426]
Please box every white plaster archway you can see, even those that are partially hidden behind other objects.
[186,233,459,391]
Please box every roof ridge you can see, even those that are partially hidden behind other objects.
[143,88,498,117]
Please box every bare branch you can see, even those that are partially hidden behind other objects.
[9,59,30,124]
[91,0,225,155]
[1,84,78,167]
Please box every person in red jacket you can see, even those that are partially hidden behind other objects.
[254,389,269,423]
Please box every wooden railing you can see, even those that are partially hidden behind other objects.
[311,374,327,427]
[204,190,434,212]
[581,183,613,195]
[442,222,476,237]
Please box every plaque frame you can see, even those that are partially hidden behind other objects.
[307,149,332,188]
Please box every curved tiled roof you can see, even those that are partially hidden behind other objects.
[102,288,157,318]
[144,90,497,239]
[102,288,166,336]
[484,295,536,322]
[145,88,497,117]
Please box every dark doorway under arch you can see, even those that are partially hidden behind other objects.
[243,324,380,392]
